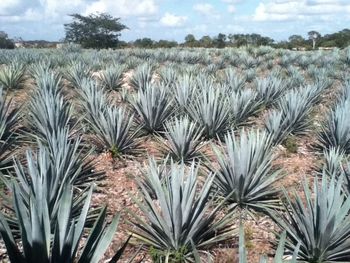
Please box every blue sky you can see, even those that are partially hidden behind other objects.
[0,0,349,42]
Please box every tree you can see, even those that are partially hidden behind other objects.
[0,31,14,49]
[199,35,213,48]
[230,34,248,47]
[156,40,178,48]
[318,29,350,48]
[288,35,305,48]
[64,13,127,49]
[215,33,227,48]
[308,30,321,49]
[184,34,198,47]
[288,35,306,49]
[134,38,154,48]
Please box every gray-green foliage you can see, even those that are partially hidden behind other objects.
[129,62,154,91]
[173,74,197,113]
[230,89,262,127]
[0,62,26,89]
[0,86,19,169]
[0,86,19,141]
[323,147,345,177]
[255,76,286,106]
[159,116,205,163]
[98,64,126,91]
[88,106,139,157]
[27,71,74,142]
[158,66,178,88]
[0,181,122,263]
[78,78,108,127]
[131,160,235,262]
[64,61,91,88]
[317,99,350,153]
[265,89,313,145]
[131,83,174,133]
[221,68,246,92]
[212,129,281,215]
[271,174,350,262]
[1,131,102,224]
[188,84,231,139]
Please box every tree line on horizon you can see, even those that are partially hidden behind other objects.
[130,29,350,50]
[1,12,350,50]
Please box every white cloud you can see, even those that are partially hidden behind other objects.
[1,0,159,24]
[160,12,187,27]
[42,0,85,19]
[0,0,21,11]
[228,5,236,13]
[253,0,350,21]
[193,3,214,16]
[85,0,159,17]
[0,0,39,16]
[185,24,208,35]
[0,8,43,22]
[222,0,243,3]
[193,3,219,19]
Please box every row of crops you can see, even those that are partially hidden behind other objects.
[0,46,350,262]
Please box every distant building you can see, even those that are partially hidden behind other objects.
[292,47,307,51]
[56,43,65,49]
[14,42,24,48]
[318,47,336,51]
[13,40,62,48]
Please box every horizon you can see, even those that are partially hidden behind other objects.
[1,0,349,42]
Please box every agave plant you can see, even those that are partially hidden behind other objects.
[0,87,20,170]
[264,110,290,146]
[244,68,256,83]
[302,83,326,106]
[285,66,305,89]
[0,182,127,263]
[138,157,169,200]
[0,62,26,90]
[241,54,258,69]
[29,61,55,81]
[188,85,231,139]
[271,174,350,262]
[212,129,281,216]
[173,74,197,113]
[158,66,178,88]
[130,83,174,134]
[88,106,140,157]
[27,71,74,142]
[322,147,345,177]
[98,64,126,91]
[129,62,154,91]
[159,116,205,163]
[339,80,350,103]
[255,76,286,106]
[230,89,262,127]
[317,99,350,153]
[78,78,108,127]
[43,128,105,188]
[64,61,91,88]
[131,160,236,262]
[0,86,20,141]
[278,90,313,135]
[265,89,312,145]
[0,134,103,221]
[323,148,350,195]
[221,68,246,92]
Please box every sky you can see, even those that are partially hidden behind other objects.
[0,0,349,42]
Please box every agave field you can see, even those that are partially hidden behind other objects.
[1,45,350,262]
